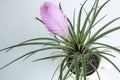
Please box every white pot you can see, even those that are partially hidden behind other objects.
[52,53,113,80]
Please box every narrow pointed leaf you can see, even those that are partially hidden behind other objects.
[36,17,44,24]
[0,46,72,70]
[92,15,107,27]
[77,0,87,43]
[81,0,99,43]
[83,0,110,43]
[59,57,66,80]
[89,62,101,80]
[81,54,86,80]
[51,64,61,80]
[86,17,120,45]
[32,55,67,62]
[91,26,120,44]
[94,42,120,52]
[74,52,79,80]
[99,54,120,73]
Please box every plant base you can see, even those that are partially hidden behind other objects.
[67,54,100,76]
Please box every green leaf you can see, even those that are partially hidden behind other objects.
[80,4,90,24]
[74,52,79,80]
[51,64,61,80]
[89,26,120,46]
[35,17,44,24]
[81,54,86,80]
[67,18,76,43]
[32,55,67,62]
[82,0,99,43]
[0,51,32,70]
[86,17,120,45]
[59,2,63,11]
[73,9,76,30]
[89,49,120,74]
[77,0,87,43]
[1,42,57,52]
[100,52,116,58]
[83,0,110,44]
[0,37,67,52]
[94,42,120,52]
[94,51,116,58]
[59,57,66,80]
[95,0,110,20]
[80,4,92,39]
[20,37,66,44]
[0,46,72,70]
[88,61,101,80]
[90,46,116,57]
[63,60,74,80]
[99,54,120,73]
[91,46,106,50]
[81,1,97,43]
[92,15,107,27]
[91,0,110,28]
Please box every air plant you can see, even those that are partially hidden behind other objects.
[0,0,120,80]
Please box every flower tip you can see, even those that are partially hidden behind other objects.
[40,2,69,39]
[40,2,51,11]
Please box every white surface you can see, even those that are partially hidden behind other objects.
[0,0,120,80]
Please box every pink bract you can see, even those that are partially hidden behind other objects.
[40,2,69,38]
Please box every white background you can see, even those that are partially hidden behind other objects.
[0,0,120,80]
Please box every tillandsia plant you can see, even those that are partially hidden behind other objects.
[0,0,120,80]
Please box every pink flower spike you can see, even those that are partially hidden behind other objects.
[40,2,69,38]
